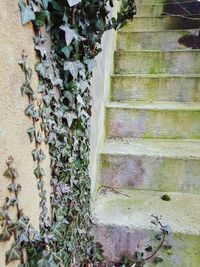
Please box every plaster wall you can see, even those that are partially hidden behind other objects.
[89,1,121,196]
[0,2,51,266]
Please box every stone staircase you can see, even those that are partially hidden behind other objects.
[92,1,200,266]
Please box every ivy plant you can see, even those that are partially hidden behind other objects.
[11,0,137,266]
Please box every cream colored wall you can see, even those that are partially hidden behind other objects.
[0,1,51,266]
[90,0,121,197]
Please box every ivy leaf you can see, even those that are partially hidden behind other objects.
[35,43,46,58]
[154,257,164,264]
[67,0,81,7]
[18,0,36,25]
[63,112,77,128]
[41,0,51,9]
[35,63,48,78]
[0,228,12,241]
[38,82,46,93]
[60,24,79,46]
[20,85,34,96]
[0,208,6,221]
[25,104,35,117]
[84,58,97,73]
[4,167,18,179]
[6,197,18,207]
[64,60,83,79]
[36,132,44,144]
[34,167,45,179]
[35,11,47,27]
[6,245,21,264]
[27,127,35,142]
[62,46,73,59]
[77,94,85,107]
[7,182,22,193]
[32,149,46,161]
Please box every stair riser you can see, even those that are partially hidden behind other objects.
[122,17,200,32]
[111,76,200,102]
[106,108,200,139]
[117,31,191,51]
[93,225,200,266]
[136,0,166,4]
[136,4,164,17]
[136,2,200,17]
[100,153,200,193]
[115,51,200,75]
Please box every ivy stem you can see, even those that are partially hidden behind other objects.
[143,220,166,263]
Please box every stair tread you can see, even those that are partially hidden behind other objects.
[93,189,200,235]
[107,101,200,111]
[118,29,200,33]
[112,74,200,78]
[115,49,200,53]
[103,138,200,158]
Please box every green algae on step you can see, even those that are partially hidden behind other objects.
[114,50,200,75]
[121,16,200,32]
[111,74,200,102]
[92,190,200,265]
[100,138,200,192]
[117,30,194,51]
[105,101,200,139]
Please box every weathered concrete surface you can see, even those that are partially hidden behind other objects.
[111,74,200,102]
[135,4,164,17]
[92,190,200,265]
[0,2,51,266]
[106,101,200,139]
[100,138,200,192]
[90,0,121,195]
[115,50,200,75]
[121,16,200,32]
[92,1,200,264]
[117,30,198,51]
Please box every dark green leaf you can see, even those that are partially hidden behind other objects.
[61,46,73,59]
[0,228,12,241]
[35,12,47,27]
[6,245,21,264]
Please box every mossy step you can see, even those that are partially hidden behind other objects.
[100,138,200,192]
[111,74,200,102]
[92,189,200,265]
[114,50,200,75]
[106,101,200,139]
[121,16,200,32]
[135,4,164,17]
[117,30,198,51]
[136,3,200,17]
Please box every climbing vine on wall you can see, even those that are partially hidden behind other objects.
[0,0,136,266]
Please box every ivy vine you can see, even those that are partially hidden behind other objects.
[1,0,136,266]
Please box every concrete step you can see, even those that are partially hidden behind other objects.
[135,4,164,17]
[105,101,200,139]
[100,138,200,193]
[111,74,200,102]
[117,30,199,51]
[121,16,200,32]
[114,50,200,75]
[135,3,200,17]
[92,189,200,265]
